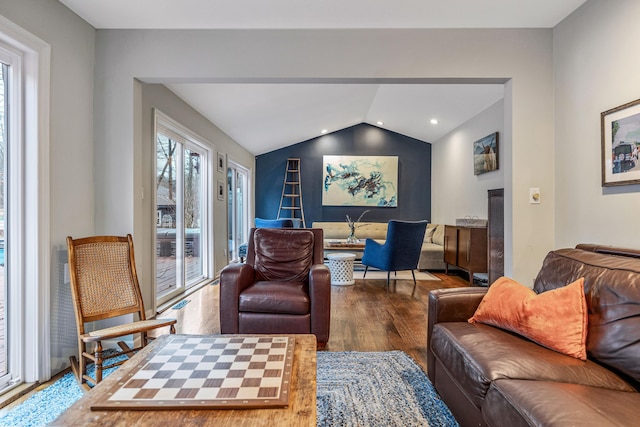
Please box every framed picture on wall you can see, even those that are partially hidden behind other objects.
[601,98,640,186]
[217,152,226,173]
[473,132,499,175]
[322,155,398,207]
[217,180,225,201]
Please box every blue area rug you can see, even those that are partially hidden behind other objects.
[0,353,126,427]
[0,350,457,427]
[317,351,458,426]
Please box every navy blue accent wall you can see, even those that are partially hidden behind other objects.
[255,123,431,226]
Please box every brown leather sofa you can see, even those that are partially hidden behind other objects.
[427,244,640,426]
[219,228,331,348]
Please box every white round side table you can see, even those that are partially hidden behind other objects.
[326,252,356,286]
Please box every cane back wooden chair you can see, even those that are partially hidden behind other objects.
[67,234,177,388]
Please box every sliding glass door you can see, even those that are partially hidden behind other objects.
[155,112,211,305]
[227,161,250,263]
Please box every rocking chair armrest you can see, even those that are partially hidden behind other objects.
[80,318,177,343]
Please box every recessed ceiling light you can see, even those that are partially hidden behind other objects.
[377,121,384,126]
[321,129,328,134]
[430,119,439,125]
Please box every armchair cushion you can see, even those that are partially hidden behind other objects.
[239,281,310,315]
[253,228,314,282]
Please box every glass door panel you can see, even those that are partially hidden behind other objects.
[227,162,249,262]
[156,133,179,298]
[184,149,203,285]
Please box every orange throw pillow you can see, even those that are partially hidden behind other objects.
[469,276,588,360]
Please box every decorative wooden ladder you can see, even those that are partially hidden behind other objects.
[277,158,306,227]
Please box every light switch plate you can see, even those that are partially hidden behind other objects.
[530,188,540,204]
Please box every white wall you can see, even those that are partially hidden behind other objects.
[432,99,505,226]
[139,83,254,309]
[94,28,555,285]
[0,0,95,240]
[554,0,640,249]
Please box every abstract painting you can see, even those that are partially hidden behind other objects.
[322,155,398,207]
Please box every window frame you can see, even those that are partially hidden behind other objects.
[0,15,51,389]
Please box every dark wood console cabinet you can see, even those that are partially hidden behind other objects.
[444,225,488,284]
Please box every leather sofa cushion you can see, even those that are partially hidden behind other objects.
[239,281,310,315]
[253,228,314,282]
[430,322,635,408]
[533,248,640,384]
[483,379,640,427]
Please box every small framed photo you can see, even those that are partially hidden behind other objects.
[601,98,640,186]
[473,132,499,175]
[217,152,226,173]
[217,180,225,201]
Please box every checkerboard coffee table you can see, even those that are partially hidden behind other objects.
[52,334,317,426]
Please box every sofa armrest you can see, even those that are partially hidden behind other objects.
[219,263,256,334]
[427,287,487,382]
[428,287,488,325]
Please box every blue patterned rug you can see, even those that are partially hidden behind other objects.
[0,354,126,427]
[317,351,457,426]
[0,351,457,427]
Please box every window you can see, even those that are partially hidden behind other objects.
[227,161,250,262]
[155,111,212,306]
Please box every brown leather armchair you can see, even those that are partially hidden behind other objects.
[219,228,331,348]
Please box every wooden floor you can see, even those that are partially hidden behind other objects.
[151,271,470,372]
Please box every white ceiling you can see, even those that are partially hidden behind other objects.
[167,83,505,154]
[59,0,587,30]
[59,0,587,154]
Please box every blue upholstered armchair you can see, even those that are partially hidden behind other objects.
[361,220,428,288]
[254,218,294,228]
